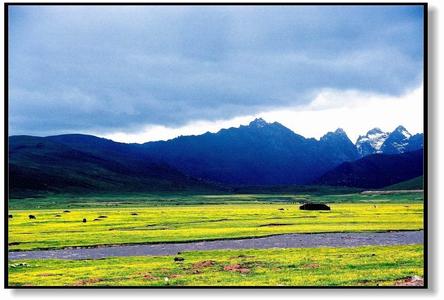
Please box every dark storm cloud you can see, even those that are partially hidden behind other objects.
[9,5,424,135]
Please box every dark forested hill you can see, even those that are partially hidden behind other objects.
[314,150,424,188]
[9,135,208,195]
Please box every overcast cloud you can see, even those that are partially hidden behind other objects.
[9,5,424,138]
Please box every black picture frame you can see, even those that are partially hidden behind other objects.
[3,1,428,289]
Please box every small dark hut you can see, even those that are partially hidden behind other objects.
[299,203,331,211]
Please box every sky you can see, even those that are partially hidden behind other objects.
[9,5,424,143]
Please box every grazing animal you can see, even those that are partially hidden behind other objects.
[278,208,285,211]
[82,218,87,223]
[299,203,331,211]
[130,213,138,216]
[174,257,185,262]
[55,214,61,217]
[28,215,36,219]
[98,216,108,219]
[63,210,70,213]
[8,215,13,219]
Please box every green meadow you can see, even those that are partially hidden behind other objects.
[8,192,424,286]
[9,244,423,287]
[9,202,423,251]
[8,191,423,210]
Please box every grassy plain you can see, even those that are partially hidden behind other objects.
[8,191,423,210]
[8,192,424,287]
[9,201,423,251]
[8,244,423,287]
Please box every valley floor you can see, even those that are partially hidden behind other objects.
[8,245,424,287]
[7,192,425,287]
[9,230,423,260]
[8,202,423,251]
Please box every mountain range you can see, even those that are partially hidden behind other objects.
[140,119,360,185]
[356,125,423,156]
[8,118,424,195]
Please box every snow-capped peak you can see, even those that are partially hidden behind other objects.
[355,127,389,156]
[367,128,383,135]
[377,125,412,154]
[334,128,346,135]
[393,125,411,139]
[249,118,268,128]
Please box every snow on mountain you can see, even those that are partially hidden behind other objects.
[380,126,412,154]
[396,125,412,139]
[248,118,268,128]
[356,126,422,157]
[356,128,389,157]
